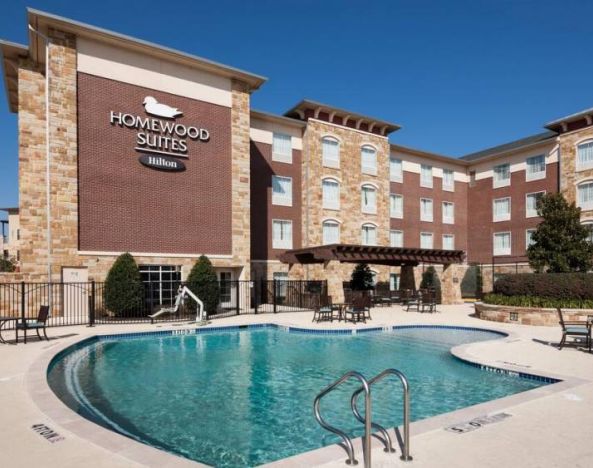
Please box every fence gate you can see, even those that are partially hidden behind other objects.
[61,268,89,319]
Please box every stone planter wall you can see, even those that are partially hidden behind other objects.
[474,302,593,326]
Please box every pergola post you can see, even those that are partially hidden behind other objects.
[399,264,416,291]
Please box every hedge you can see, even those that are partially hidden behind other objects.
[493,273,593,300]
[483,293,593,309]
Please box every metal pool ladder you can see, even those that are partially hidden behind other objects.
[313,368,412,467]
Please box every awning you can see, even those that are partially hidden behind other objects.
[279,244,465,267]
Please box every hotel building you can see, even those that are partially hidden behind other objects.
[1,9,593,303]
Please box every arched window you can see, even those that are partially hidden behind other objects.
[361,184,377,214]
[583,221,593,244]
[361,223,377,246]
[361,145,377,175]
[322,219,340,244]
[322,178,340,210]
[322,136,340,168]
[577,140,593,170]
[577,181,593,210]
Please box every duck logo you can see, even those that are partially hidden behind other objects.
[142,96,183,119]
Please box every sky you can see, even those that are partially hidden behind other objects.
[1,0,593,216]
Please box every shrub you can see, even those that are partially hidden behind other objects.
[186,255,219,317]
[483,293,593,309]
[0,257,16,272]
[493,273,593,300]
[104,253,144,317]
[420,266,440,291]
[350,263,374,291]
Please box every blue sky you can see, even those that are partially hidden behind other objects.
[1,0,593,215]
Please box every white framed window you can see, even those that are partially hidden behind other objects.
[390,157,403,182]
[442,201,454,224]
[493,232,511,256]
[442,168,455,192]
[389,273,400,291]
[578,181,593,211]
[493,197,511,222]
[526,191,545,218]
[271,175,292,206]
[322,137,340,168]
[390,230,403,247]
[273,272,289,298]
[361,145,377,175]
[420,164,433,188]
[493,163,511,188]
[526,154,546,181]
[361,223,377,246]
[322,178,340,210]
[420,232,433,249]
[390,193,403,218]
[361,184,377,214]
[272,219,292,249]
[577,140,593,171]
[272,133,292,163]
[420,198,433,222]
[583,222,593,244]
[526,229,536,249]
[442,234,455,250]
[322,220,340,244]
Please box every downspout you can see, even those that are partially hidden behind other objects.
[304,127,310,280]
[28,25,51,281]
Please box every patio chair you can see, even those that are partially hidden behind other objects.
[16,305,50,344]
[344,296,368,324]
[557,308,590,350]
[420,289,437,313]
[405,290,422,312]
[312,296,333,322]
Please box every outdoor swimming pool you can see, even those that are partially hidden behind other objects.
[48,325,551,467]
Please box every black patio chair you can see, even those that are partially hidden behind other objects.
[557,308,590,350]
[420,289,437,313]
[312,296,333,322]
[16,305,50,344]
[405,290,422,312]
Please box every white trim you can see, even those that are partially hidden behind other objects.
[359,181,380,189]
[420,197,434,222]
[361,221,379,227]
[575,137,593,172]
[271,175,293,207]
[420,231,434,249]
[577,180,593,211]
[525,228,536,250]
[322,217,342,224]
[493,231,512,256]
[525,154,546,182]
[493,197,511,222]
[77,250,233,259]
[525,191,545,218]
[271,218,293,250]
[251,259,282,264]
[442,201,455,224]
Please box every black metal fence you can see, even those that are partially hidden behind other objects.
[0,279,328,329]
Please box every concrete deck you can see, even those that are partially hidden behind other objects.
[0,304,592,467]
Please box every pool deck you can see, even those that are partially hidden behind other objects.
[0,304,592,467]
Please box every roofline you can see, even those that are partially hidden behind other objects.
[250,109,306,128]
[0,39,28,113]
[461,133,557,165]
[26,8,267,91]
[0,207,19,214]
[284,99,401,133]
[390,143,467,166]
[544,106,593,129]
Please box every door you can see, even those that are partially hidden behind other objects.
[62,267,89,321]
[218,270,235,311]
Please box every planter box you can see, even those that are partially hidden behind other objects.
[474,302,593,326]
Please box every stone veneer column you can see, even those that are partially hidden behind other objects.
[231,80,251,280]
[558,127,593,219]
[440,264,463,304]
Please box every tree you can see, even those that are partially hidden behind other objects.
[527,193,593,273]
[420,266,441,292]
[104,253,144,317]
[0,257,16,272]
[350,263,375,290]
[186,255,219,317]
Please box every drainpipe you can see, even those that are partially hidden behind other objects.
[28,25,52,282]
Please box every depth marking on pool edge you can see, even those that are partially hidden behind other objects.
[31,424,65,443]
[444,412,512,434]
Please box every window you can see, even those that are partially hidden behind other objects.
[493,163,511,188]
[577,140,593,170]
[322,137,340,168]
[442,234,455,250]
[577,182,593,211]
[322,220,340,244]
[361,223,377,246]
[272,220,292,249]
[493,197,511,222]
[390,157,403,182]
[361,185,377,214]
[272,175,292,206]
[322,178,340,210]
[420,198,433,222]
[583,222,593,244]
[389,273,400,291]
[442,168,455,191]
[442,201,454,224]
[272,133,292,163]
[139,265,181,309]
[273,272,289,299]
[361,145,377,175]
[526,229,536,249]
[526,191,544,218]
[421,164,433,188]
[420,232,433,249]
[493,232,511,256]
[390,230,403,247]
[526,154,546,181]
[390,193,403,218]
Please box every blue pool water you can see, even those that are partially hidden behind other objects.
[48,326,549,467]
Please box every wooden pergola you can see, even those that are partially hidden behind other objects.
[278,244,465,267]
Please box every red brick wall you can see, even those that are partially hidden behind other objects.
[250,140,302,259]
[77,73,233,254]
[467,162,559,264]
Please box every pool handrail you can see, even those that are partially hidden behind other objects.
[351,368,412,461]
[313,371,372,467]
